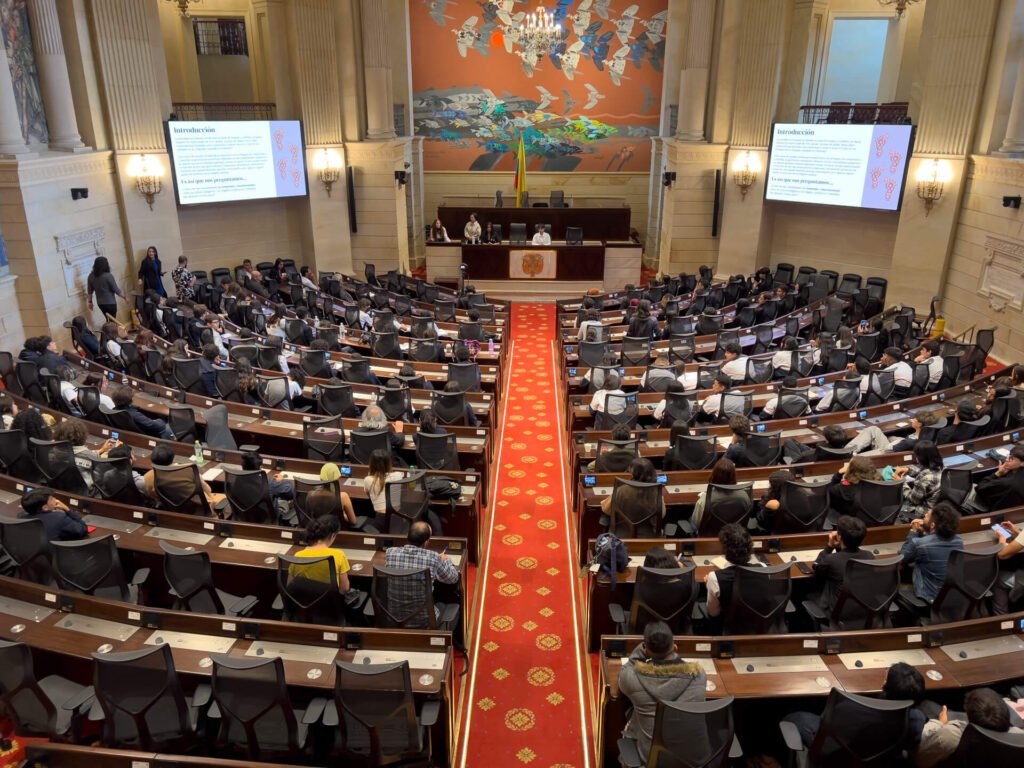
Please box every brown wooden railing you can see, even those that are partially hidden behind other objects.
[171,102,275,121]
[798,101,909,125]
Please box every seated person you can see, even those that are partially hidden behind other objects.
[753,469,794,532]
[719,342,748,384]
[652,380,685,426]
[640,353,676,392]
[342,352,382,386]
[771,337,799,376]
[111,385,174,440]
[290,515,352,592]
[590,371,627,415]
[443,380,480,427]
[357,404,406,457]
[814,360,871,412]
[531,223,552,246]
[299,265,319,292]
[143,444,225,510]
[362,450,406,528]
[900,501,963,603]
[827,456,881,517]
[398,362,433,391]
[482,222,501,244]
[105,443,148,495]
[723,414,752,467]
[241,450,296,525]
[417,408,448,436]
[199,344,221,398]
[692,458,746,528]
[696,373,732,423]
[661,422,693,471]
[705,523,756,621]
[964,444,1024,513]
[914,340,944,388]
[599,458,666,534]
[893,441,943,523]
[761,375,809,419]
[19,487,88,541]
[577,308,604,342]
[590,423,636,473]
[916,688,1024,768]
[618,620,707,763]
[882,346,913,397]
[463,213,482,244]
[890,409,943,452]
[995,519,1024,614]
[643,546,681,569]
[318,463,362,528]
[203,314,230,359]
[383,521,460,625]
[812,515,874,612]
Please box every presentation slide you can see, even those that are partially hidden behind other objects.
[166,120,307,205]
[765,123,913,211]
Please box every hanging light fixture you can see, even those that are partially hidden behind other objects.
[517,5,563,54]
[877,0,921,19]
[166,0,201,19]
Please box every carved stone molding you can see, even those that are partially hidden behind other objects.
[0,151,114,188]
[979,234,1024,312]
[55,225,105,297]
[969,155,1024,185]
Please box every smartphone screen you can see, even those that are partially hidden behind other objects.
[584,475,596,487]
[569,368,577,376]
[619,368,626,375]
[340,465,352,477]
[859,410,868,418]
[111,431,119,441]
[992,523,1012,539]
[656,474,668,484]
[756,424,766,432]
[87,526,97,534]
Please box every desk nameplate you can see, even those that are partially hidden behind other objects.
[82,515,142,534]
[838,650,935,671]
[732,656,828,674]
[145,630,235,654]
[246,641,338,665]
[352,650,446,670]
[55,615,139,642]
[145,528,215,546]
[941,635,1024,662]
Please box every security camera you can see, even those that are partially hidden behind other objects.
[1002,195,1021,209]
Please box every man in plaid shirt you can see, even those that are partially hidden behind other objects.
[384,522,459,625]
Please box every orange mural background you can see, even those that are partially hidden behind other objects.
[409,0,668,173]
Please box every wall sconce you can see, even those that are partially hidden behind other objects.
[915,158,953,216]
[165,0,201,18]
[662,171,676,188]
[313,148,343,197]
[395,170,408,187]
[731,151,761,200]
[127,154,164,210]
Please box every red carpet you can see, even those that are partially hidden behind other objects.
[457,303,591,768]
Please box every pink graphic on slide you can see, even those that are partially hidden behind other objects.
[875,134,889,158]
[289,144,299,165]
[291,169,301,188]
[889,150,902,174]
[884,178,897,201]
[268,121,306,198]
[860,124,912,210]
[871,167,884,189]
[274,129,285,151]
[277,159,287,179]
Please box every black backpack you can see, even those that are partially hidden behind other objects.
[593,532,629,587]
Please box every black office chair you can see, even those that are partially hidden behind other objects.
[276,554,356,625]
[750,325,775,356]
[942,723,1024,766]
[937,467,974,506]
[16,361,46,405]
[90,643,203,751]
[90,456,148,506]
[447,361,482,392]
[153,463,216,517]
[208,654,311,761]
[608,564,697,636]
[908,363,931,396]
[0,639,90,740]
[368,566,458,631]
[668,335,695,365]
[371,332,401,360]
[379,386,413,422]
[864,370,896,405]
[565,226,583,244]
[52,535,149,603]
[28,438,87,495]
[328,660,439,765]
[745,356,774,384]
[171,357,205,394]
[851,480,904,527]
[619,696,740,768]
[255,376,291,410]
[854,332,881,364]
[684,483,754,538]
[432,391,469,426]
[607,478,666,539]
[348,429,391,464]
[458,321,485,342]
[804,555,902,631]
[300,350,332,380]
[898,546,1001,625]
[160,541,257,616]
[222,468,278,525]
[722,562,791,635]
[382,470,431,535]
[662,392,694,427]
[317,382,359,418]
[509,222,528,244]
[434,300,456,323]
[76,385,104,423]
[579,341,608,367]
[717,391,753,420]
[409,339,443,363]
[204,404,237,452]
[621,337,652,366]
[0,518,58,586]
[302,415,345,462]
[829,380,863,411]
[774,481,829,533]
[101,406,138,434]
[292,479,344,528]
[228,344,259,365]
[340,357,374,385]
[775,387,811,419]
[214,368,242,402]
[166,405,198,443]
[740,431,782,466]
[675,435,718,470]
[414,432,460,471]
[780,688,912,768]
[0,429,38,482]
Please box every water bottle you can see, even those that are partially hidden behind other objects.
[488,337,495,354]
[193,440,205,465]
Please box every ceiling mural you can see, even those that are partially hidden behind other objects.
[410,0,668,173]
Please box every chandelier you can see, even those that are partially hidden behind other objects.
[166,0,201,19]
[518,5,563,53]
[877,0,921,19]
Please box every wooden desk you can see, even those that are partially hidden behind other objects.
[458,243,607,281]
[437,204,631,242]
[25,743,311,768]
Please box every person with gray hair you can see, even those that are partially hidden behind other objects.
[590,370,626,415]
[356,403,406,458]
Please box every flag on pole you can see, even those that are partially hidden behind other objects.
[514,133,527,208]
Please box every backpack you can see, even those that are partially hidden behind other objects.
[592,532,629,587]
[425,476,461,499]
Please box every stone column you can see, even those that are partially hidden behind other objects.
[26,0,86,151]
[0,40,33,155]
[676,0,716,142]
[997,53,1024,154]
[360,0,396,140]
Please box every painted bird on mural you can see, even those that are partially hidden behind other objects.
[640,9,668,43]
[561,88,578,115]
[425,0,455,26]
[583,84,605,110]
[607,45,630,85]
[557,40,585,80]
[453,16,481,57]
[536,86,557,110]
[613,4,640,44]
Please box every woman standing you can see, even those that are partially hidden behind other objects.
[137,245,166,297]
[86,257,126,320]
[428,218,451,243]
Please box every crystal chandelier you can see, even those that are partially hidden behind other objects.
[877,0,921,19]
[518,5,563,54]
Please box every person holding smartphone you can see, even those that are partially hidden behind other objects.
[993,519,1024,614]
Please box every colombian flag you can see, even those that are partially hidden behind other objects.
[514,133,527,208]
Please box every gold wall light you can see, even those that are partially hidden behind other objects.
[127,154,164,210]
[313,148,343,197]
[731,151,761,200]
[915,158,953,216]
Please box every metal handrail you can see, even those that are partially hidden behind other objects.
[171,102,276,121]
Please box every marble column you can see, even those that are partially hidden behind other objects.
[997,53,1024,154]
[27,0,85,151]
[360,0,396,140]
[0,40,32,155]
[676,0,716,142]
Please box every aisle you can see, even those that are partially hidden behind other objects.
[458,303,591,768]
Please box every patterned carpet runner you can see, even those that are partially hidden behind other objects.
[458,303,590,768]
